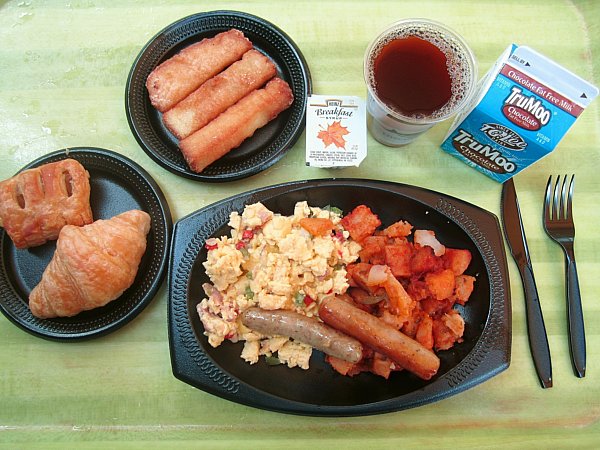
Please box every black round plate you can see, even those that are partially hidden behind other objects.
[126,10,311,182]
[0,148,173,341]
[168,179,511,416]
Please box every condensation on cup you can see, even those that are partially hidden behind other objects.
[364,18,478,146]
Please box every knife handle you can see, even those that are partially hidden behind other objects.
[520,264,553,388]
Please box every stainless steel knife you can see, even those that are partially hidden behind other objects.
[501,178,552,388]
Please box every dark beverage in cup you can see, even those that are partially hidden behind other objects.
[364,19,478,146]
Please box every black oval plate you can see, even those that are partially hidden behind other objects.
[126,10,312,182]
[168,179,511,416]
[0,148,173,341]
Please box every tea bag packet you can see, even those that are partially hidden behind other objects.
[441,44,598,182]
[306,95,367,168]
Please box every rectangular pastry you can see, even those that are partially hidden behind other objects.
[0,158,93,249]
[179,77,294,173]
[163,49,277,139]
[146,29,252,112]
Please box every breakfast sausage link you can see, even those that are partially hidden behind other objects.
[318,296,440,380]
[240,307,363,363]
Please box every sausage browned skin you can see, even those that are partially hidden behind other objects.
[240,307,363,363]
[318,296,440,380]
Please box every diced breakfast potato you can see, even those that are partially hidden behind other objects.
[425,269,456,301]
[384,241,413,277]
[410,245,444,274]
[359,235,387,265]
[383,220,413,238]
[340,205,381,242]
[443,248,472,275]
[452,274,476,305]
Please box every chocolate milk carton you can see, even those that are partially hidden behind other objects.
[441,45,598,182]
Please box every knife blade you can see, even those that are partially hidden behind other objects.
[501,178,552,388]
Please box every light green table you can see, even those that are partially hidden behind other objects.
[1,1,598,448]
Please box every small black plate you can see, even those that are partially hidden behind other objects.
[0,147,172,341]
[168,179,511,416]
[126,10,311,182]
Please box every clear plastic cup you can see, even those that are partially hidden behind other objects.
[364,18,478,146]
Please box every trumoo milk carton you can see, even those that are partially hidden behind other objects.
[441,45,598,182]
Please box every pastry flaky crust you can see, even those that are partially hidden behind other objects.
[162,49,278,140]
[29,210,151,319]
[146,29,252,112]
[179,77,294,173]
[0,158,93,249]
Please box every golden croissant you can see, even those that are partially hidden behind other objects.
[29,209,151,319]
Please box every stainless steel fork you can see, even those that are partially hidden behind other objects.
[543,175,585,378]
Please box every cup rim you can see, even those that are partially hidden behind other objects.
[364,18,478,125]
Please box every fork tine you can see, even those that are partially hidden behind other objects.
[566,174,575,221]
[560,174,568,220]
[544,175,553,223]
[553,174,561,220]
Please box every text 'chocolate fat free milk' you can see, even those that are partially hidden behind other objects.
[441,45,598,182]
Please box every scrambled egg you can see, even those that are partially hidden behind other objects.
[197,201,361,369]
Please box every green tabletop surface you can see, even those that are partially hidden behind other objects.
[1,0,599,448]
